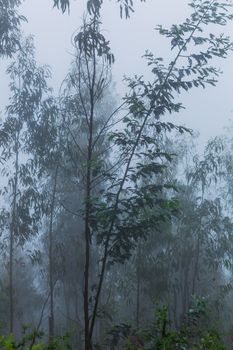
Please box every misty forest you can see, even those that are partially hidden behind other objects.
[3,0,233,349]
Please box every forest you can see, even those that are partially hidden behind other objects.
[2,0,233,349]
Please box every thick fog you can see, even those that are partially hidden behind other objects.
[1,1,233,349]
[2,0,233,144]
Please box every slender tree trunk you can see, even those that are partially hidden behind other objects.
[136,245,141,329]
[182,262,190,320]
[192,235,200,295]
[84,199,91,350]
[172,286,178,329]
[9,130,20,333]
[84,39,96,350]
[62,281,71,329]
[49,165,59,340]
[9,225,14,333]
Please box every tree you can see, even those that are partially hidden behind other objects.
[44,1,232,348]
[0,0,233,348]
[0,36,51,333]
[102,133,233,338]
[24,89,63,339]
[59,20,115,348]
[80,0,233,347]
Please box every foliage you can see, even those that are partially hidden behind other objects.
[0,35,51,242]
[1,0,233,348]
[0,0,26,57]
[86,0,233,305]
[0,330,71,350]
[108,303,227,350]
[53,0,146,18]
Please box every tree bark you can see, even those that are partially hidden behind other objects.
[49,165,59,340]
[136,245,141,329]
[10,130,20,333]
[84,33,96,350]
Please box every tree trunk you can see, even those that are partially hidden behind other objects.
[10,130,20,333]
[84,42,96,350]
[49,165,59,340]
[136,245,141,329]
[192,235,200,295]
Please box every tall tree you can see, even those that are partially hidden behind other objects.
[82,1,233,348]
[0,36,50,332]
[25,93,63,339]
[60,20,115,348]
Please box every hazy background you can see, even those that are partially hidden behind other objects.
[1,0,233,149]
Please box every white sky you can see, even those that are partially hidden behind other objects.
[1,0,233,149]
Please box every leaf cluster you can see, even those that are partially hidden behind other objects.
[0,0,26,57]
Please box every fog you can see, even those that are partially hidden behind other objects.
[1,1,233,349]
[3,0,233,143]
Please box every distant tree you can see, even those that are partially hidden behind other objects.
[104,134,233,336]
[22,75,64,339]
[28,96,62,340]
[0,36,50,332]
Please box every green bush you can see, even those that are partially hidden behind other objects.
[0,300,226,350]
[108,299,227,350]
[0,329,71,350]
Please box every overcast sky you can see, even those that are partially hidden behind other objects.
[1,0,233,150]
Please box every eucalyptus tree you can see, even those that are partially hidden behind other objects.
[29,96,63,339]
[36,0,233,347]
[106,134,233,333]
[165,136,233,328]
[212,131,233,313]
[81,1,233,348]
[56,19,116,347]
[0,36,51,333]
[23,84,67,339]
[0,0,231,346]
[54,1,233,348]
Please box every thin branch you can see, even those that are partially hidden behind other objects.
[36,292,50,332]
[92,102,127,150]
[59,200,79,217]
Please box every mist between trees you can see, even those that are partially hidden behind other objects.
[2,1,233,349]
